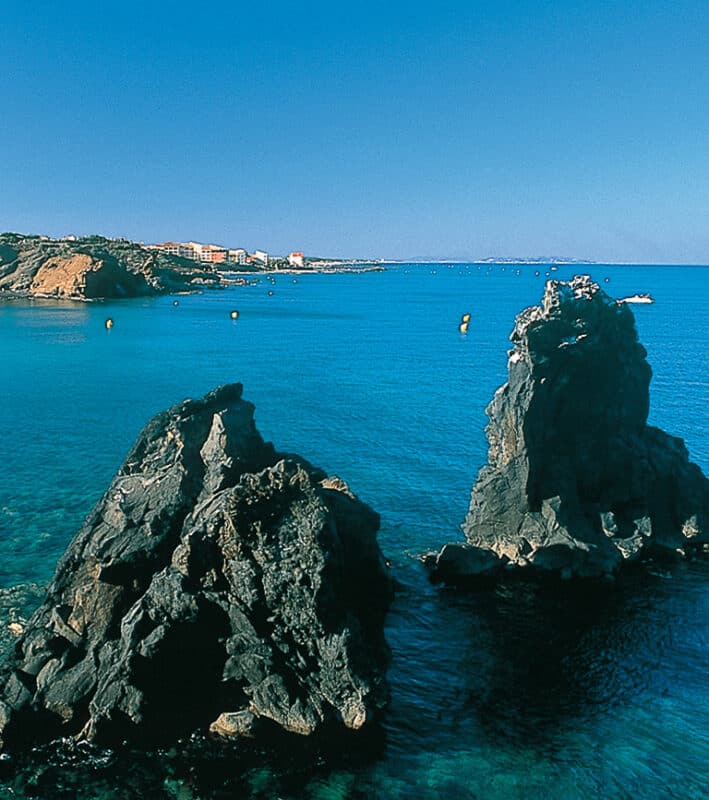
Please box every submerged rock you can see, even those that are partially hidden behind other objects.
[0,384,392,750]
[429,275,709,582]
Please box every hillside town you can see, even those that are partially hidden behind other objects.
[145,241,305,269]
[29,233,384,272]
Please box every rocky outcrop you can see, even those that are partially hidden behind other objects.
[0,233,220,299]
[428,275,709,582]
[0,384,392,750]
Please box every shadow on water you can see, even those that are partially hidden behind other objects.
[453,573,673,741]
[385,559,709,760]
[1,562,708,799]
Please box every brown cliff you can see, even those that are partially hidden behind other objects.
[0,233,220,300]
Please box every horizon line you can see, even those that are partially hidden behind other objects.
[2,230,708,268]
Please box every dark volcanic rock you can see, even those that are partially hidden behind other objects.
[429,275,709,582]
[0,384,392,750]
[423,544,504,583]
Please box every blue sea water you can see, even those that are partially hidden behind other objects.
[0,264,707,798]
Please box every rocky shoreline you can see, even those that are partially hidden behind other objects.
[0,234,221,301]
[0,233,389,302]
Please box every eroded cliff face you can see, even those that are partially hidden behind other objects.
[0,234,219,299]
[429,275,709,581]
[29,253,152,298]
[0,384,392,750]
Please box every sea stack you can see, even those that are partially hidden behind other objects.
[429,275,709,582]
[0,384,392,750]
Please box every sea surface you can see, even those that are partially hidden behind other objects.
[0,264,707,799]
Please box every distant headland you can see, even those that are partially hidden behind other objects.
[394,255,597,265]
[0,233,384,301]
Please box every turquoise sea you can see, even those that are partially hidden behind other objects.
[0,264,707,799]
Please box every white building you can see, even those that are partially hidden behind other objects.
[253,250,269,266]
[228,248,248,265]
[186,242,205,260]
[148,240,229,263]
[287,251,305,267]
[147,241,188,257]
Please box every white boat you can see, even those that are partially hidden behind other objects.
[618,293,654,304]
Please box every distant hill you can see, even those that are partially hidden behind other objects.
[401,255,596,264]
[0,233,221,300]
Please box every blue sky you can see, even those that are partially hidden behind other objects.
[1,0,708,262]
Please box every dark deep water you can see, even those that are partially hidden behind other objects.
[0,264,707,798]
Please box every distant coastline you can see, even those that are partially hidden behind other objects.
[386,256,597,265]
[0,233,390,302]
[1,232,705,306]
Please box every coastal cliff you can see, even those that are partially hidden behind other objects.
[428,275,709,581]
[0,234,220,299]
[0,384,392,750]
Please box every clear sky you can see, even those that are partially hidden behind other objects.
[1,0,708,262]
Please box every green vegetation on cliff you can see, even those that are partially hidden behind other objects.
[0,234,221,300]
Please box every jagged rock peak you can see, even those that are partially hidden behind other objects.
[0,383,392,750]
[427,276,709,582]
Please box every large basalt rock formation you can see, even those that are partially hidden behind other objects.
[429,275,709,582]
[0,384,392,750]
[0,233,220,299]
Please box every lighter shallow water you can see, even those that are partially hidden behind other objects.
[0,264,707,798]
